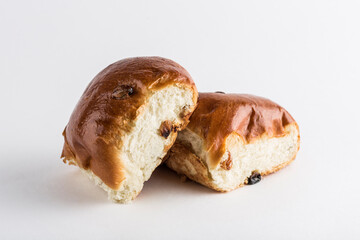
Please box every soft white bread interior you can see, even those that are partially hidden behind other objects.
[166,124,299,191]
[165,93,300,192]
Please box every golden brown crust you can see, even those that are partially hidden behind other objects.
[220,152,233,170]
[186,93,297,168]
[61,57,198,190]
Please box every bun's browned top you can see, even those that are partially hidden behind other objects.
[61,57,197,189]
[186,93,297,168]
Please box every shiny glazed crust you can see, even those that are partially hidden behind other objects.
[61,57,198,190]
[186,93,298,168]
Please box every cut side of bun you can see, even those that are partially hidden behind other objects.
[166,124,299,191]
[61,57,198,203]
[81,87,194,202]
[165,93,300,192]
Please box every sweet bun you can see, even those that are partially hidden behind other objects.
[165,92,300,191]
[61,57,198,203]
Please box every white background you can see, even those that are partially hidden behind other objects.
[1,0,359,239]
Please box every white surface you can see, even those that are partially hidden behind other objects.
[0,0,359,239]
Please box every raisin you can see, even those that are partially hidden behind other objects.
[112,85,134,100]
[220,152,233,170]
[247,170,261,185]
[173,126,179,133]
[159,121,173,139]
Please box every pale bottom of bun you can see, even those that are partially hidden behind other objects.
[65,86,196,203]
[165,124,300,192]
